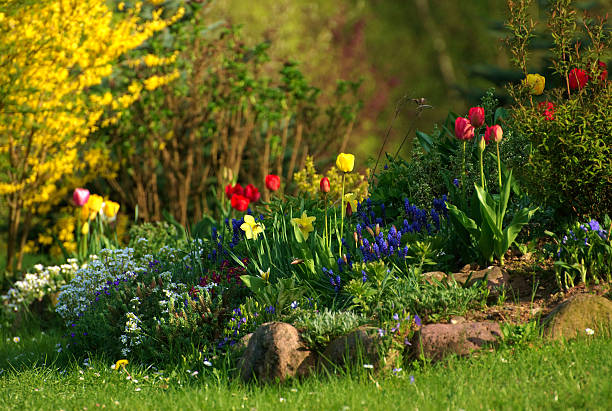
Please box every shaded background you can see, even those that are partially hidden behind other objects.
[206,0,511,160]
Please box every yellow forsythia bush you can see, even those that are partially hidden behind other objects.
[0,0,184,272]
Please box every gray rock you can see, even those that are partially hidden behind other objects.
[414,322,502,361]
[543,294,612,340]
[239,322,316,382]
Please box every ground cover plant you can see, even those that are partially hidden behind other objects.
[1,0,611,409]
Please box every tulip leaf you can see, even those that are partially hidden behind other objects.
[498,169,513,228]
[475,184,502,239]
[501,206,539,254]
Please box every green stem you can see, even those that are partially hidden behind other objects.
[461,141,466,206]
[496,142,502,193]
[324,194,328,249]
[339,173,346,257]
[479,145,484,188]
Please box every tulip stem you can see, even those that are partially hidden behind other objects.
[324,193,329,249]
[496,142,502,193]
[339,173,346,257]
[479,144,485,188]
[461,141,466,205]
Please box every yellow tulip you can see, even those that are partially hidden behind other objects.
[240,215,265,240]
[336,153,355,173]
[291,211,316,240]
[523,74,545,95]
[85,194,104,217]
[103,200,120,218]
[80,204,91,220]
[81,222,89,235]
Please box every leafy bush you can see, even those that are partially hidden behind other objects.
[505,1,611,219]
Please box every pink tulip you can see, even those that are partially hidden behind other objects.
[454,117,474,141]
[73,188,90,207]
[468,107,485,128]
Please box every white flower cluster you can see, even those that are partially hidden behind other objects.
[1,258,87,315]
[55,248,151,325]
[120,306,144,356]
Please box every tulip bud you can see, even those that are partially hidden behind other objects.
[346,201,353,216]
[479,135,486,152]
[354,231,359,245]
[81,222,89,235]
[468,107,485,128]
[320,177,331,193]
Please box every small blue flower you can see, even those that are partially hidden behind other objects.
[378,328,386,337]
[291,301,299,309]
[414,314,422,327]
[453,178,459,187]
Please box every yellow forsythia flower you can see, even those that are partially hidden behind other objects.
[336,153,355,173]
[523,74,545,95]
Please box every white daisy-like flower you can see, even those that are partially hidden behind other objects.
[585,328,595,335]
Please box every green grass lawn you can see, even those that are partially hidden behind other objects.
[1,326,612,410]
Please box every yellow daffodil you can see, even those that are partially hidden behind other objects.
[336,153,355,173]
[344,193,358,213]
[291,211,316,240]
[240,215,264,240]
[258,268,270,282]
[114,359,128,370]
[523,73,545,95]
[103,200,120,219]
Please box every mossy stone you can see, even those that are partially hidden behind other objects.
[543,294,612,340]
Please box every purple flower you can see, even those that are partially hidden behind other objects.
[378,328,386,337]
[414,314,422,327]
[410,375,415,384]
[453,178,459,187]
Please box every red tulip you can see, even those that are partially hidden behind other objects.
[225,183,244,199]
[244,184,261,203]
[73,188,90,207]
[265,174,281,191]
[231,194,250,212]
[454,117,474,141]
[468,107,485,128]
[484,125,503,144]
[320,177,331,193]
[568,68,588,90]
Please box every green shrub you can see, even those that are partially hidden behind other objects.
[511,93,611,218]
